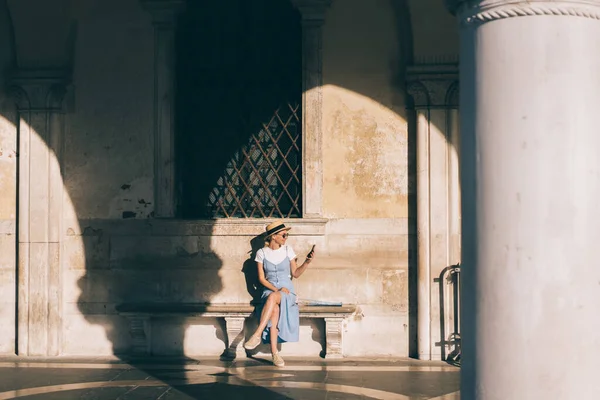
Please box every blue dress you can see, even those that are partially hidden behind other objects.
[257,246,300,343]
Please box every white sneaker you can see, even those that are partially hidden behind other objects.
[244,335,261,350]
[272,352,285,367]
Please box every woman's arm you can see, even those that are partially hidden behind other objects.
[291,246,315,278]
[257,261,279,292]
[291,257,312,279]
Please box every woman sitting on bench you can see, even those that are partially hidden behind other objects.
[244,220,315,367]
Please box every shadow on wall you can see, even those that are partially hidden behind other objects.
[69,0,305,397]
[242,235,268,305]
[75,221,223,356]
[71,0,298,362]
[0,0,441,396]
[2,0,461,389]
[401,0,418,357]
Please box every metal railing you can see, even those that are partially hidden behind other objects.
[436,264,461,364]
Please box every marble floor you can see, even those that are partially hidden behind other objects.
[0,356,460,399]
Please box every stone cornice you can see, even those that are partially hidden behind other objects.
[67,218,329,237]
[290,0,332,24]
[406,64,459,108]
[8,68,70,110]
[448,1,600,23]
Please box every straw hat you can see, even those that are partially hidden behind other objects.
[264,220,291,238]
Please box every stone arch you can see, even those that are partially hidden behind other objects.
[6,0,76,69]
[445,80,459,108]
[1,0,16,69]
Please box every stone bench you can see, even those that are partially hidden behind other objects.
[116,303,357,359]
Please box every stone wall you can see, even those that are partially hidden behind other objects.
[59,0,416,357]
[0,0,460,358]
[63,218,410,356]
[64,0,154,220]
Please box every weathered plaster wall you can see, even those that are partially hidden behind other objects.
[0,0,439,358]
[63,0,417,357]
[322,0,409,219]
[63,218,410,356]
[0,0,17,354]
[64,0,154,221]
[318,0,413,356]
[60,0,156,355]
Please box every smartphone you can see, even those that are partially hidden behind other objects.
[308,244,316,258]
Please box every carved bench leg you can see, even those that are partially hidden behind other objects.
[224,317,246,359]
[129,317,150,356]
[324,317,344,359]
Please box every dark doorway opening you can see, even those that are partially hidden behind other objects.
[176,0,303,219]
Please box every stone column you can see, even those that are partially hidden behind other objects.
[447,0,600,398]
[407,65,460,361]
[141,0,185,218]
[291,0,331,217]
[10,69,68,356]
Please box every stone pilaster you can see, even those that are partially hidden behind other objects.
[141,0,185,218]
[450,1,600,398]
[407,65,460,361]
[291,0,331,218]
[10,69,68,356]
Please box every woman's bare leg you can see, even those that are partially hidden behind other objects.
[251,291,281,338]
[269,304,280,354]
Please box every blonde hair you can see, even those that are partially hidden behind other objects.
[264,234,273,246]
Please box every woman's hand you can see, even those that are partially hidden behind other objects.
[306,245,316,262]
[280,287,290,294]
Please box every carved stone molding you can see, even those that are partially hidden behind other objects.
[291,0,332,25]
[445,81,459,108]
[224,317,246,359]
[8,86,30,111]
[324,317,344,359]
[406,81,430,110]
[9,69,69,111]
[448,0,600,24]
[406,64,459,109]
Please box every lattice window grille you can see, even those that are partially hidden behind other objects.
[207,102,301,218]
